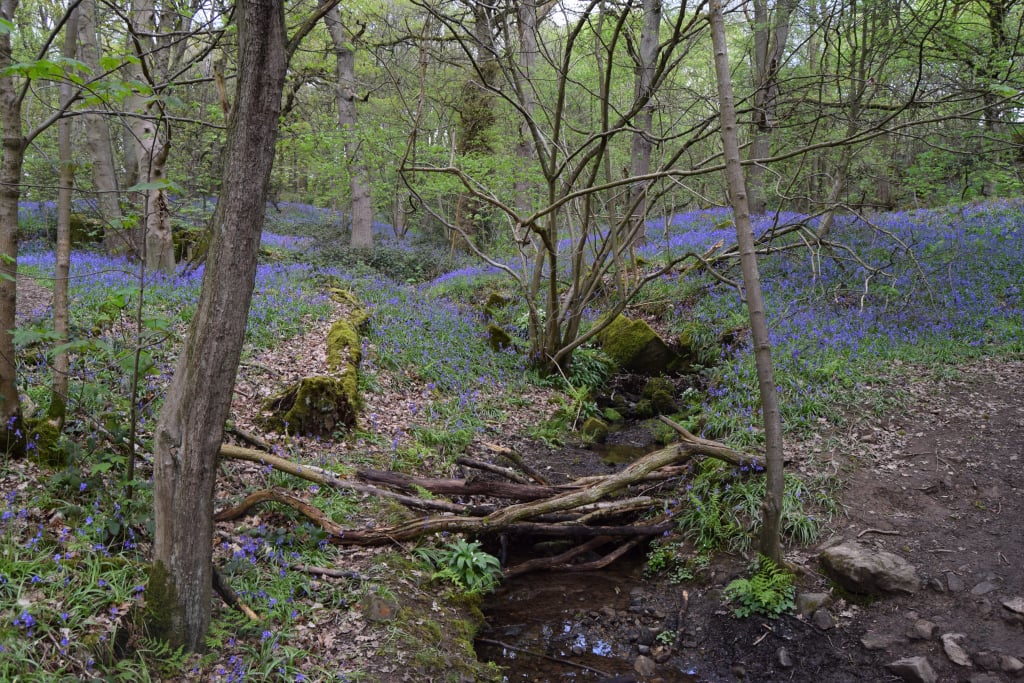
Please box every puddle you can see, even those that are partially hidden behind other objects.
[477,563,698,682]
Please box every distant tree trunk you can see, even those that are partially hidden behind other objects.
[0,0,26,456]
[149,0,287,651]
[709,0,784,563]
[514,0,539,217]
[52,8,78,422]
[747,0,796,215]
[628,0,661,245]
[78,0,126,253]
[325,8,373,249]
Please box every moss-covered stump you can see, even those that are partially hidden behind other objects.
[259,376,357,437]
[596,314,684,375]
[486,323,513,352]
[24,417,69,468]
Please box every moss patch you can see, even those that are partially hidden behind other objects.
[259,376,358,437]
[24,417,68,468]
[596,315,684,375]
[485,323,513,352]
[581,416,609,442]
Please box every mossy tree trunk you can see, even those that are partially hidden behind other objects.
[709,0,784,564]
[150,0,288,650]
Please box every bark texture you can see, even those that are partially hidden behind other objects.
[709,0,785,563]
[150,0,287,650]
[0,0,25,454]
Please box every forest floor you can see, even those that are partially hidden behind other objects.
[221,296,1024,682]
[11,276,1024,682]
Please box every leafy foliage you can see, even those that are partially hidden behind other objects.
[724,555,796,619]
[415,538,503,595]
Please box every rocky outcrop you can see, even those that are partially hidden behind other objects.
[596,315,685,375]
[820,542,921,595]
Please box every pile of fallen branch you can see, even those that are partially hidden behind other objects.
[215,417,760,577]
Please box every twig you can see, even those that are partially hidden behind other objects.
[856,528,900,538]
[474,638,612,678]
[456,455,531,484]
[482,441,550,485]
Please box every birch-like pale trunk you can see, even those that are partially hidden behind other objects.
[628,0,662,245]
[709,0,784,563]
[325,8,373,249]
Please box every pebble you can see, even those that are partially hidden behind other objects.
[908,619,936,640]
[1002,596,1024,614]
[777,646,794,668]
[1001,654,1024,674]
[972,651,1000,671]
[795,592,832,617]
[812,608,835,630]
[946,572,965,592]
[633,654,656,677]
[971,581,998,595]
[861,631,904,650]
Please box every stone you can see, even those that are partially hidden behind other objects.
[777,647,794,668]
[946,572,966,592]
[596,315,685,375]
[927,577,945,592]
[967,675,1002,683]
[941,633,972,666]
[795,592,833,618]
[1000,655,1024,674]
[820,543,921,595]
[908,619,937,640]
[861,631,904,651]
[633,654,656,677]
[1002,596,1024,614]
[581,417,609,442]
[812,608,835,630]
[886,656,937,683]
[971,581,998,595]
[972,651,1000,671]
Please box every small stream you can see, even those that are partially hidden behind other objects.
[476,561,698,682]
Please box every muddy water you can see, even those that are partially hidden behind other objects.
[477,562,698,682]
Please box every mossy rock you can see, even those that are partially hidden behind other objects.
[486,323,513,352]
[259,375,358,437]
[602,407,624,423]
[641,377,678,415]
[69,215,104,245]
[482,291,510,320]
[173,225,207,261]
[596,315,684,375]
[581,417,609,442]
[24,417,69,468]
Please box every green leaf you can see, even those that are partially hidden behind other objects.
[0,17,13,35]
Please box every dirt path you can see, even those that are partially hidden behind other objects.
[673,357,1024,682]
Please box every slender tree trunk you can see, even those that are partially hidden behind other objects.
[0,0,25,455]
[52,8,79,422]
[149,0,287,651]
[709,0,784,563]
[514,0,539,217]
[629,0,661,245]
[325,8,372,249]
[747,0,796,215]
[77,0,126,253]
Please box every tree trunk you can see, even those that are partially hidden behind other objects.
[746,0,796,215]
[325,8,373,250]
[709,0,784,564]
[0,0,25,456]
[514,0,539,217]
[77,0,126,254]
[628,0,661,245]
[52,7,78,421]
[149,0,287,651]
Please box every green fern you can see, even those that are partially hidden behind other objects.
[723,555,795,618]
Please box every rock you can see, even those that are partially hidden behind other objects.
[967,675,1002,683]
[596,315,685,375]
[971,581,998,595]
[812,608,835,630]
[633,654,656,677]
[1000,655,1024,674]
[886,656,937,683]
[861,631,904,651]
[820,543,921,595]
[941,632,972,666]
[777,647,794,668]
[795,592,833,618]
[1002,596,1024,614]
[908,619,936,640]
[729,663,746,678]
[946,572,966,592]
[927,577,945,592]
[972,651,1000,671]
[581,417,609,442]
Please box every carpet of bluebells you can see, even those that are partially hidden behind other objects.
[3,197,1022,680]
